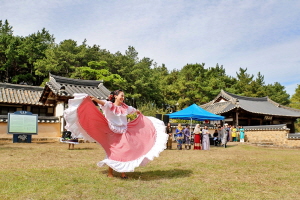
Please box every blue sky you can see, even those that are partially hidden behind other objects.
[1,0,300,96]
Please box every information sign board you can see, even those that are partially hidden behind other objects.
[7,111,38,135]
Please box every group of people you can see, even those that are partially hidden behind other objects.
[217,124,245,143]
[166,123,211,150]
[166,123,245,150]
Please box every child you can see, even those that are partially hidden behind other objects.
[64,90,168,178]
[231,126,237,142]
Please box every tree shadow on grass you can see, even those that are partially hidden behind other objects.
[0,146,22,150]
[103,168,193,181]
[225,143,239,148]
[212,143,237,149]
[71,147,97,150]
[0,143,30,150]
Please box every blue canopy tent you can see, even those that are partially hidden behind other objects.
[167,104,225,121]
[167,104,225,142]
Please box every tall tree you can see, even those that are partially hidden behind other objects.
[199,64,237,102]
[34,39,83,79]
[0,19,14,82]
[265,82,290,105]
[233,67,255,96]
[289,84,300,109]
[115,46,160,105]
[289,84,300,132]
[253,72,266,97]
[70,61,126,89]
[175,63,206,107]
[14,28,54,85]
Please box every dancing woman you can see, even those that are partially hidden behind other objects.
[64,90,168,178]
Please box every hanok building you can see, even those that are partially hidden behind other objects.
[0,82,59,140]
[201,90,300,133]
[0,74,111,141]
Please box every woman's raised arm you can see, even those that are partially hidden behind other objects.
[90,96,105,106]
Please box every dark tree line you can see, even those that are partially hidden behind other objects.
[0,20,294,110]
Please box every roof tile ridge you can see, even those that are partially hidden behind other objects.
[50,73,103,86]
[267,97,280,107]
[47,76,62,94]
[268,98,300,113]
[97,82,111,95]
[200,100,214,108]
[218,104,237,114]
[203,89,231,107]
[0,83,43,91]
[215,100,232,105]
[201,90,234,108]
[223,90,268,102]
[238,105,299,117]
[280,105,300,112]
[220,90,234,101]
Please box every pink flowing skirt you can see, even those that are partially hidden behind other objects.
[64,94,168,172]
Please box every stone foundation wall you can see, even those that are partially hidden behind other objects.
[245,130,300,148]
[0,122,61,142]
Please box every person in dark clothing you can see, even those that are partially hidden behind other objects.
[213,129,219,146]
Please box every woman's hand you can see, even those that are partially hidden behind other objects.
[136,110,141,115]
[90,96,97,102]
[89,96,105,106]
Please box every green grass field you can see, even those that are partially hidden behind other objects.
[1,141,299,200]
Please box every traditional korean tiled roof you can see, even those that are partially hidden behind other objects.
[243,124,288,131]
[288,133,300,140]
[39,74,111,103]
[0,83,49,106]
[201,101,236,114]
[201,90,300,117]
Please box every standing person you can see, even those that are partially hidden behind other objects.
[202,126,210,150]
[175,124,184,150]
[183,124,191,150]
[213,129,219,146]
[239,126,245,142]
[64,90,168,179]
[231,126,237,142]
[166,123,173,149]
[217,126,222,146]
[221,123,230,148]
[229,125,233,142]
[193,124,201,150]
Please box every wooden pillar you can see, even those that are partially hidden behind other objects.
[236,112,239,127]
[55,101,65,133]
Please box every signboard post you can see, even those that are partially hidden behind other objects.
[7,111,38,143]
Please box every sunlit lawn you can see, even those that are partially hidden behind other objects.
[1,141,300,200]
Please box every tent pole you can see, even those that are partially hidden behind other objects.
[190,118,192,148]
